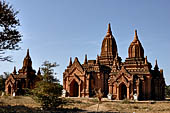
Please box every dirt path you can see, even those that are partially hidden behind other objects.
[85,103,109,112]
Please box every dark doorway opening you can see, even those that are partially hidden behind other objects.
[119,83,127,100]
[8,85,12,95]
[70,80,79,97]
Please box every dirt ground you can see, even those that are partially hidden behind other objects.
[1,96,170,113]
[62,97,170,113]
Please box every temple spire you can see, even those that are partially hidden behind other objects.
[145,56,148,64]
[134,29,139,41]
[84,54,88,64]
[13,66,17,74]
[106,23,112,36]
[154,59,159,71]
[23,49,32,68]
[128,30,144,58]
[68,57,72,67]
[26,49,30,57]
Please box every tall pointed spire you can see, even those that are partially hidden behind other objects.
[13,66,17,74]
[145,56,148,64]
[84,54,88,64]
[68,57,72,67]
[23,49,32,68]
[106,23,112,36]
[133,29,139,41]
[101,23,118,60]
[26,49,30,58]
[154,59,159,71]
[128,30,144,58]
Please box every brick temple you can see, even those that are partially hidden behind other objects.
[63,24,165,100]
[5,49,41,95]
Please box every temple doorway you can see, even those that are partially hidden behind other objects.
[119,83,127,100]
[70,80,79,97]
[8,85,12,95]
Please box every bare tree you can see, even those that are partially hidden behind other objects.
[94,88,103,112]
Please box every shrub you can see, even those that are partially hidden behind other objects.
[32,81,62,109]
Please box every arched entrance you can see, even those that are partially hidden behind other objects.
[8,85,12,95]
[70,80,79,97]
[119,83,127,100]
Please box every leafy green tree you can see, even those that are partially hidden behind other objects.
[41,61,59,83]
[32,61,62,109]
[32,81,62,109]
[0,1,22,62]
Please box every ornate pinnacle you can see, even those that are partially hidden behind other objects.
[26,49,30,57]
[145,56,148,64]
[107,23,112,36]
[69,57,72,67]
[13,66,17,74]
[154,59,159,70]
[84,54,88,64]
[134,29,139,41]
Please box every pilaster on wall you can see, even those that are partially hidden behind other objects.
[116,87,119,100]
[142,80,146,99]
[146,76,152,99]
[127,86,130,99]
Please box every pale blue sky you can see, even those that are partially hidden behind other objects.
[1,0,170,85]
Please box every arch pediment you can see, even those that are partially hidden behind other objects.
[69,67,84,76]
[69,74,81,85]
[117,75,129,87]
[69,58,84,75]
[6,74,16,84]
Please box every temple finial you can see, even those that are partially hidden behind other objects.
[69,57,72,67]
[134,29,138,41]
[145,56,148,64]
[107,23,112,36]
[84,54,88,64]
[155,59,158,66]
[154,59,159,70]
[13,66,17,74]
[26,49,30,57]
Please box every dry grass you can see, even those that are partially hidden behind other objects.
[1,96,170,113]
[62,97,170,113]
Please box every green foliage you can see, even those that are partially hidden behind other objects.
[32,81,62,109]
[32,61,62,109]
[165,85,170,98]
[41,61,59,83]
[0,1,22,62]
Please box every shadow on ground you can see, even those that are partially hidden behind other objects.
[0,103,87,113]
[0,104,120,113]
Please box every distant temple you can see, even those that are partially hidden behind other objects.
[5,49,41,95]
[63,24,165,100]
